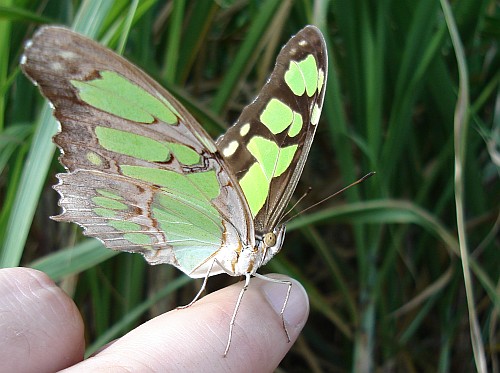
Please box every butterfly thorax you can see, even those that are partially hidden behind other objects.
[233,224,286,275]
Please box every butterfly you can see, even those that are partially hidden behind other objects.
[21,25,327,356]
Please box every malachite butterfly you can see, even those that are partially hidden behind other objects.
[21,25,327,355]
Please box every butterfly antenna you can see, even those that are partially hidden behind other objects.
[281,187,312,222]
[282,172,376,224]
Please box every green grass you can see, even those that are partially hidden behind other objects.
[1,0,498,371]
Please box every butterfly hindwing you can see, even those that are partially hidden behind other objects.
[21,26,254,277]
[217,26,327,235]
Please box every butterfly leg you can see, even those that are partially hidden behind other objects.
[224,272,251,357]
[253,273,292,343]
[177,259,216,309]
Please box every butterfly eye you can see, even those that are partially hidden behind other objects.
[263,232,277,247]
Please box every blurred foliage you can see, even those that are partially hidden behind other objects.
[0,0,498,371]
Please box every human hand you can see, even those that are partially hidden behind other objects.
[0,267,308,372]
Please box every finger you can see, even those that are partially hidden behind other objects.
[0,267,84,372]
[65,274,309,372]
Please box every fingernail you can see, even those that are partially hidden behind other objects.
[261,276,309,329]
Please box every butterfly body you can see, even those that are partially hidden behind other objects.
[21,25,327,354]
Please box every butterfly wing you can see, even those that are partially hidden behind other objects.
[217,26,327,235]
[21,26,253,277]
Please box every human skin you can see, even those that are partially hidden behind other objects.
[0,267,309,372]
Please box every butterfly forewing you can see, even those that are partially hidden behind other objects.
[21,26,253,277]
[216,26,327,235]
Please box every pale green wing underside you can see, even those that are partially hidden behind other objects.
[21,26,253,277]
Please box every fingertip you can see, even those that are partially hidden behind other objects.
[259,274,309,337]
[211,274,309,367]
[0,267,84,372]
[68,274,308,372]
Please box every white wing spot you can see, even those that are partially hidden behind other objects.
[51,62,64,71]
[317,68,325,92]
[222,141,239,157]
[239,123,250,137]
[20,55,27,65]
[289,47,297,56]
[311,103,321,126]
[59,50,78,60]
[298,40,308,47]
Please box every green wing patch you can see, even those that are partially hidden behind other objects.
[71,71,180,124]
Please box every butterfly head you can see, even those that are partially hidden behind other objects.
[258,225,286,268]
